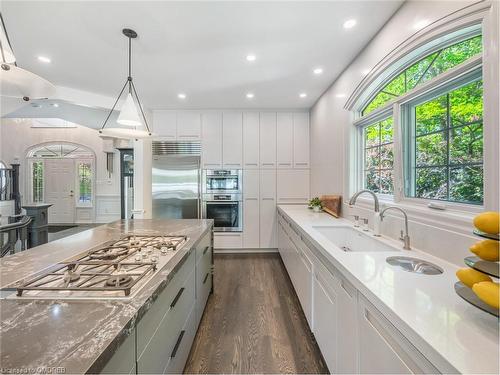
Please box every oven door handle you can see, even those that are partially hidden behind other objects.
[205,201,240,205]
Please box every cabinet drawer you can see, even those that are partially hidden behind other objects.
[100,330,136,374]
[358,296,439,374]
[196,256,212,324]
[214,233,242,249]
[164,304,198,374]
[137,268,196,374]
[196,231,212,262]
[137,250,195,356]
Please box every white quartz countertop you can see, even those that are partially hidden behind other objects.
[278,205,499,375]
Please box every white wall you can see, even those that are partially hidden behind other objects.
[310,1,498,266]
[0,118,122,223]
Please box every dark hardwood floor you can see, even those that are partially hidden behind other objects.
[184,253,328,374]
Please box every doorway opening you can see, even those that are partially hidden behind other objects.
[26,142,95,224]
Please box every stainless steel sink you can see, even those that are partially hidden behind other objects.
[386,256,443,275]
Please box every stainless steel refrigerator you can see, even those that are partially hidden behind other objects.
[152,142,201,220]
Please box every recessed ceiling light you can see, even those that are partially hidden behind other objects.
[37,56,51,63]
[246,92,254,99]
[31,103,42,108]
[50,103,59,107]
[246,54,256,62]
[299,93,307,98]
[343,19,357,29]
[413,19,430,30]
[336,93,346,98]
[313,67,323,75]
[177,93,187,99]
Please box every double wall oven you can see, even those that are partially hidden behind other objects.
[202,170,242,232]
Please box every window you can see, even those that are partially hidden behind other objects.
[363,117,394,194]
[363,35,482,116]
[32,161,44,203]
[405,78,483,204]
[78,162,92,205]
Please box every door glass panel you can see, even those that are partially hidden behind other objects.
[206,203,239,228]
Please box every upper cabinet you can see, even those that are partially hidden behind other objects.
[293,112,310,168]
[222,112,243,168]
[259,112,277,169]
[201,112,223,168]
[276,113,293,169]
[243,112,260,169]
[152,110,201,140]
[177,111,201,140]
[152,110,177,139]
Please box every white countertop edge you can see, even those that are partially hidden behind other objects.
[277,205,499,375]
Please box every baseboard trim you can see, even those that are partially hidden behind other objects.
[214,248,278,254]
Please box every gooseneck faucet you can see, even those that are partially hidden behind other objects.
[349,190,381,235]
[380,206,411,250]
[348,189,380,212]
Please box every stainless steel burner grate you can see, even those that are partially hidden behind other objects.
[14,234,188,298]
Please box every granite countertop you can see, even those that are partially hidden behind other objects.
[278,205,499,375]
[0,219,213,374]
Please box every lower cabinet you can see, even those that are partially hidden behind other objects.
[312,265,337,373]
[100,230,213,375]
[358,296,439,374]
[278,210,439,375]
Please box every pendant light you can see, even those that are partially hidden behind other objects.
[0,12,55,101]
[99,28,151,139]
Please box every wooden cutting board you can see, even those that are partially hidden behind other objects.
[320,195,342,218]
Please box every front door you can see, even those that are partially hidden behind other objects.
[45,159,75,224]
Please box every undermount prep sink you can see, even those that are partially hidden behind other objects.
[386,256,444,275]
[312,226,401,253]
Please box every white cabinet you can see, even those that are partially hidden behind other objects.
[293,112,310,168]
[276,112,293,169]
[292,238,313,326]
[243,112,260,169]
[259,169,276,248]
[277,169,310,204]
[222,112,243,168]
[201,112,223,169]
[214,233,243,249]
[336,275,358,374]
[152,110,177,139]
[259,112,277,169]
[358,296,438,374]
[313,264,338,373]
[243,170,260,248]
[177,111,201,140]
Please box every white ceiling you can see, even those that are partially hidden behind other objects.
[1,1,402,110]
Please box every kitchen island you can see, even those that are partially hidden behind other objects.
[0,219,213,374]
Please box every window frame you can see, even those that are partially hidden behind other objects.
[402,69,483,205]
[353,51,484,213]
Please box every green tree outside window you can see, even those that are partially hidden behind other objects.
[363,35,482,116]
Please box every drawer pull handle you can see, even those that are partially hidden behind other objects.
[203,273,210,284]
[245,163,258,166]
[170,330,185,358]
[295,162,308,166]
[262,163,275,166]
[170,287,185,309]
[203,246,210,255]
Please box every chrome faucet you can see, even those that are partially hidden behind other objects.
[348,189,380,212]
[379,206,411,250]
[349,190,381,235]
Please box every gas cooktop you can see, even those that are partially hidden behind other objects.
[11,234,188,299]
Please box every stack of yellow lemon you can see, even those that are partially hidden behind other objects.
[456,211,499,310]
